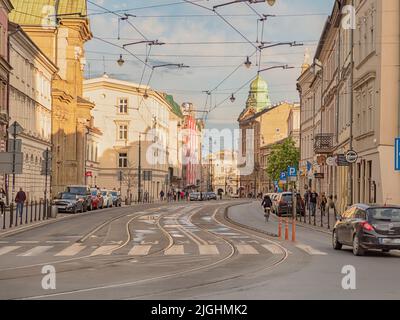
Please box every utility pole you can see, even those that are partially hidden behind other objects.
[348,0,355,206]
[138,133,142,203]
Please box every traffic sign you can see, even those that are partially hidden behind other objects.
[326,156,337,166]
[279,172,287,183]
[7,121,23,135]
[287,166,297,177]
[345,150,358,164]
[396,138,400,171]
[7,139,22,153]
[0,152,23,174]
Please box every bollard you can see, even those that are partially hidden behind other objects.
[2,205,5,229]
[33,201,36,221]
[34,201,38,221]
[327,207,331,230]
[292,218,296,242]
[278,216,282,240]
[10,203,14,228]
[321,206,324,228]
[15,203,19,227]
[284,218,289,241]
[20,203,23,225]
[25,201,28,224]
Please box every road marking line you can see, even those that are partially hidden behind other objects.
[90,245,120,256]
[16,241,40,244]
[262,244,283,255]
[296,244,328,256]
[46,241,70,244]
[128,245,152,256]
[236,245,259,255]
[164,245,185,255]
[199,245,219,255]
[55,244,86,257]
[18,246,53,257]
[0,246,20,255]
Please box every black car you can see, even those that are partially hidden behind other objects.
[53,192,84,214]
[65,185,91,211]
[333,204,400,256]
[274,193,305,217]
[206,192,218,200]
[110,191,122,207]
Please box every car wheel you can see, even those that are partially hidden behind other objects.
[80,205,84,213]
[353,234,365,256]
[382,249,390,253]
[332,230,342,250]
[73,206,77,214]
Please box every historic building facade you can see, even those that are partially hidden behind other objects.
[83,75,184,202]
[10,0,95,195]
[8,23,57,201]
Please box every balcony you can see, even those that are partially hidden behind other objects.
[314,133,334,154]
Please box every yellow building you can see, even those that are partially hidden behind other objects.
[10,0,94,194]
[238,74,296,196]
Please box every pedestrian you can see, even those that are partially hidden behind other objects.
[15,188,26,218]
[309,189,318,217]
[304,189,310,213]
[261,194,273,222]
[320,192,327,217]
[180,191,185,201]
[328,195,337,219]
[185,191,189,201]
[160,190,165,201]
[0,187,5,216]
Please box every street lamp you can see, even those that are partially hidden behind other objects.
[244,56,252,69]
[123,40,165,48]
[214,0,276,10]
[152,63,190,70]
[230,94,236,103]
[258,64,294,74]
[117,54,125,67]
[258,41,303,50]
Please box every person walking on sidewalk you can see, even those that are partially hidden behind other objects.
[320,192,327,217]
[304,189,310,214]
[261,195,273,222]
[328,195,337,220]
[0,187,5,216]
[309,190,318,217]
[15,188,26,218]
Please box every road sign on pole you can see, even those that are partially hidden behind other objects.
[7,121,23,135]
[0,153,23,174]
[279,172,287,183]
[396,138,400,171]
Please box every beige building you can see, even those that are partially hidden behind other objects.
[8,23,58,201]
[83,75,184,202]
[10,0,95,195]
[298,0,400,211]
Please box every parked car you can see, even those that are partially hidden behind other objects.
[101,190,113,208]
[332,204,400,256]
[189,192,201,201]
[110,190,122,207]
[90,189,103,210]
[274,192,305,217]
[53,192,84,214]
[206,192,218,200]
[65,185,91,211]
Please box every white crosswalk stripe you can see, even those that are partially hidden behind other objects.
[55,244,86,257]
[18,246,53,257]
[296,244,328,256]
[0,246,20,256]
[236,245,259,255]
[90,245,119,256]
[262,244,283,255]
[164,245,185,255]
[129,245,152,256]
[199,245,219,255]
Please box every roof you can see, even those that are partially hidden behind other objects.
[164,94,183,118]
[9,0,87,25]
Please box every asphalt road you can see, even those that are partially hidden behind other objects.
[0,200,398,300]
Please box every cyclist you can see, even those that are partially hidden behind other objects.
[261,194,273,222]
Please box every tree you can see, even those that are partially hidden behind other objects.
[266,138,300,182]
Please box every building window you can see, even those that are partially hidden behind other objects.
[118,124,128,140]
[118,153,128,168]
[118,98,128,114]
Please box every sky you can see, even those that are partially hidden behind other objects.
[85,0,335,132]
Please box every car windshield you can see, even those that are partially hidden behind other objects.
[58,193,76,200]
[91,191,98,196]
[110,192,118,196]
[282,194,292,202]
[368,208,400,223]
[101,191,108,196]
[66,187,87,195]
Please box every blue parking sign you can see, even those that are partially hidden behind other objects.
[288,166,297,177]
[396,138,400,171]
[280,172,287,182]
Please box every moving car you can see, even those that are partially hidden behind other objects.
[65,185,91,212]
[274,192,305,217]
[53,192,84,214]
[206,192,218,200]
[90,189,103,210]
[332,204,400,256]
[101,190,113,208]
[189,192,201,201]
[110,190,122,207]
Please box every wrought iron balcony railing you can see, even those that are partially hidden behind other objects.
[314,133,334,154]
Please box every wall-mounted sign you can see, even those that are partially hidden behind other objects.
[336,154,350,166]
[345,150,358,164]
[314,173,325,179]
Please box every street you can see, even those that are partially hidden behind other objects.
[0,201,399,300]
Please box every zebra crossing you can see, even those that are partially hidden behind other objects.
[0,242,287,258]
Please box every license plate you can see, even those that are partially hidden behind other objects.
[382,238,400,245]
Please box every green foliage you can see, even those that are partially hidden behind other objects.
[266,138,300,182]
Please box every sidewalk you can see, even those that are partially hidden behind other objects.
[295,207,338,234]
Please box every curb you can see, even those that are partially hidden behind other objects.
[293,220,332,235]
[223,202,279,238]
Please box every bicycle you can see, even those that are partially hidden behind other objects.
[264,207,271,222]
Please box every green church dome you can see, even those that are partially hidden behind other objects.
[246,74,271,112]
